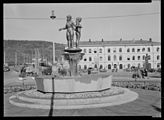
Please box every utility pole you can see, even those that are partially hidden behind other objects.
[34,48,41,75]
[15,52,17,66]
[53,41,56,64]
[23,54,25,65]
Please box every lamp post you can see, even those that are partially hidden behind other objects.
[50,10,56,64]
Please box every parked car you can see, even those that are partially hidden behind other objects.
[148,68,156,73]
[81,69,88,73]
[99,68,107,72]
[91,69,98,74]
[157,68,161,73]
[88,67,93,74]
[4,66,10,72]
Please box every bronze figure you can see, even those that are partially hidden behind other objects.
[59,15,76,48]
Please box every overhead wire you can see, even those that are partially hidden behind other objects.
[4,12,160,20]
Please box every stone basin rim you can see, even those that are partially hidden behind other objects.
[35,73,111,79]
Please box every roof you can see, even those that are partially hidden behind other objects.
[78,40,161,47]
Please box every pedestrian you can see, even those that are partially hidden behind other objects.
[137,68,142,78]
[133,68,138,81]
[144,69,148,79]
[140,69,144,79]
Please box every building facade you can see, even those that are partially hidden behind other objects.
[78,39,161,70]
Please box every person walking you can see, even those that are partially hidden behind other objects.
[144,68,148,79]
[140,68,144,79]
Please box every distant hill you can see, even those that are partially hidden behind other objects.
[4,40,65,65]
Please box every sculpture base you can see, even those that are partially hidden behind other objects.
[64,48,82,53]
[63,49,84,77]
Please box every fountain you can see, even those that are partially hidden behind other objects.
[34,15,112,93]
[9,15,138,110]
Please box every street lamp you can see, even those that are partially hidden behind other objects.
[50,10,56,64]
[50,10,56,19]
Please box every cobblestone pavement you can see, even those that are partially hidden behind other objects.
[4,88,161,117]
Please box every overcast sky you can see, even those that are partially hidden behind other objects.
[4,2,160,44]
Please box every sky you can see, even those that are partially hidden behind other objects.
[3,2,161,44]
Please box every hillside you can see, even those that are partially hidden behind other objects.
[4,40,65,65]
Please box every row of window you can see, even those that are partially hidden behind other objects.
[83,47,160,53]
[83,55,160,62]
[80,63,160,70]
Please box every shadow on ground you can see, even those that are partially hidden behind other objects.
[151,105,161,112]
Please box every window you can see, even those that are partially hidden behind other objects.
[157,47,159,52]
[132,48,135,52]
[157,63,160,68]
[113,48,116,53]
[127,57,130,60]
[94,64,97,68]
[84,58,87,61]
[108,48,110,53]
[132,56,135,60]
[108,55,111,61]
[127,48,130,52]
[142,48,145,52]
[94,50,97,53]
[99,48,102,53]
[119,64,123,69]
[138,56,140,60]
[127,64,130,68]
[143,55,145,60]
[84,65,87,70]
[157,55,160,60]
[89,49,92,53]
[108,64,111,69]
[100,65,103,69]
[114,64,117,68]
[84,49,86,53]
[114,55,117,61]
[137,48,140,52]
[119,48,122,52]
[147,47,150,52]
[119,56,122,61]
[100,56,103,61]
[89,57,92,61]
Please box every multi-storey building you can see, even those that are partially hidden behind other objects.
[78,39,161,70]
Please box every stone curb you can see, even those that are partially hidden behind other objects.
[9,87,138,109]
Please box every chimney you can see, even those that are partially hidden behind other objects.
[149,38,152,42]
[140,38,142,41]
[89,39,91,42]
[120,38,122,41]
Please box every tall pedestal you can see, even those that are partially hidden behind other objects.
[63,48,84,76]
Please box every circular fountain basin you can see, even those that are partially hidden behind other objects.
[34,73,112,93]
[9,87,138,109]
